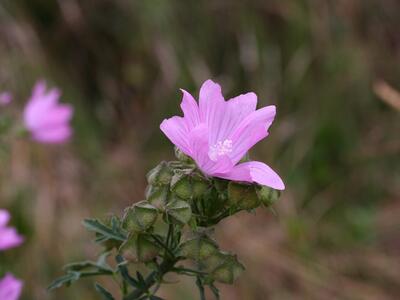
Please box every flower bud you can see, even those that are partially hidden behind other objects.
[192,176,209,199]
[119,233,160,262]
[174,146,193,163]
[257,186,280,207]
[178,236,218,260]
[228,182,260,210]
[146,162,173,186]
[165,198,192,225]
[123,201,158,232]
[170,172,192,200]
[204,252,245,284]
[145,185,169,209]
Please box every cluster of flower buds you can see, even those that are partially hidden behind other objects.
[113,147,279,285]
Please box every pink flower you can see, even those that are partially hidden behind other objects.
[0,92,12,106]
[0,210,24,251]
[160,80,285,190]
[0,273,23,300]
[23,80,73,144]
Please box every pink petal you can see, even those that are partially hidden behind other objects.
[0,227,24,251]
[198,80,228,144]
[0,92,13,105]
[32,125,72,144]
[188,124,233,175]
[160,116,191,155]
[228,105,276,164]
[34,104,73,131]
[0,273,23,300]
[180,89,200,130]
[0,210,10,228]
[24,85,61,130]
[226,92,257,122]
[209,92,258,144]
[216,161,285,190]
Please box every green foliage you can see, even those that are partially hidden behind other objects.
[50,160,281,298]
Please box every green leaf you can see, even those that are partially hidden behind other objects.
[47,271,80,291]
[94,282,115,300]
[83,219,127,242]
[115,255,141,289]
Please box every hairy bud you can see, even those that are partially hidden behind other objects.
[228,182,260,210]
[123,201,158,232]
[164,198,192,225]
[146,162,173,186]
[257,186,280,207]
[170,172,192,200]
[204,252,245,284]
[146,185,169,209]
[119,233,160,262]
[178,236,218,260]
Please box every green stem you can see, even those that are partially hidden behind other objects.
[196,276,206,300]
[123,258,178,300]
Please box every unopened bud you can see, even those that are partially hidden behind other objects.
[145,185,169,209]
[228,182,260,210]
[174,147,193,164]
[192,176,209,198]
[178,236,218,260]
[170,172,192,200]
[119,233,160,262]
[123,201,158,232]
[204,252,245,284]
[257,186,280,207]
[146,162,173,186]
[165,198,192,225]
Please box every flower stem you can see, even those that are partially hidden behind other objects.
[123,258,177,300]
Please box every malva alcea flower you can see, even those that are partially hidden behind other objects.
[23,80,73,144]
[160,80,285,190]
[0,273,23,300]
[0,91,12,106]
[0,210,23,251]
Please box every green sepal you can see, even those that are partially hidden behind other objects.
[119,233,160,263]
[227,182,260,210]
[147,161,173,186]
[122,201,158,232]
[170,172,192,200]
[178,236,218,260]
[164,198,192,225]
[256,186,280,207]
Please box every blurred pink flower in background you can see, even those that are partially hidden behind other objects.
[0,274,23,300]
[160,79,285,190]
[23,80,73,144]
[0,210,23,251]
[0,91,12,106]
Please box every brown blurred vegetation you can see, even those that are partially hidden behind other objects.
[0,0,400,299]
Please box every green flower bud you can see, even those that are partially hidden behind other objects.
[174,146,193,163]
[257,186,280,207]
[178,236,218,260]
[123,201,158,232]
[228,182,260,210]
[146,162,173,186]
[192,176,209,199]
[136,234,160,262]
[119,233,160,262]
[145,185,169,209]
[204,252,245,284]
[170,172,192,200]
[165,198,192,225]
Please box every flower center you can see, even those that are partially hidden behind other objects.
[209,139,233,161]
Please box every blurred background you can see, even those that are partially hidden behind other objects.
[1,0,400,299]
